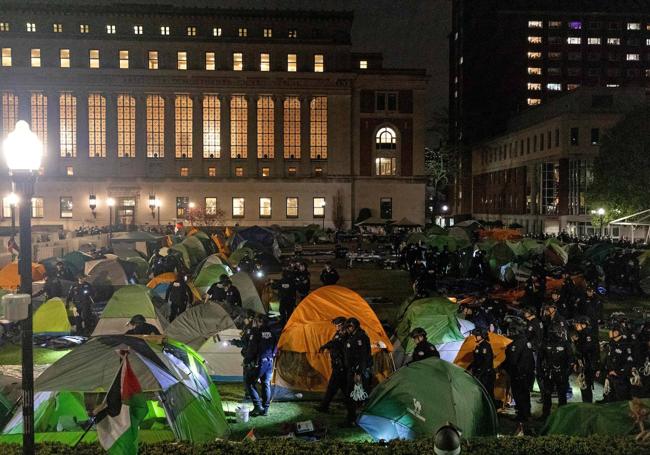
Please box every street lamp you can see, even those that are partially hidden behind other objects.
[597,207,606,237]
[3,120,43,455]
[88,194,97,219]
[188,202,196,226]
[148,194,156,219]
[107,198,115,247]
[441,204,449,213]
[7,191,19,238]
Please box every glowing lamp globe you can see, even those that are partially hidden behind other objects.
[3,121,43,173]
[597,208,605,216]
[7,192,18,206]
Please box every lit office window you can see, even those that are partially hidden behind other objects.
[261,167,270,177]
[205,52,215,70]
[180,167,189,177]
[106,25,116,34]
[175,95,193,158]
[232,197,245,217]
[53,23,63,33]
[288,29,297,38]
[80,24,89,33]
[213,27,222,37]
[205,197,217,215]
[2,93,17,138]
[89,49,100,68]
[238,27,248,37]
[59,93,77,157]
[117,94,136,158]
[549,21,562,28]
[314,54,324,72]
[528,21,543,28]
[187,26,197,36]
[375,157,397,176]
[528,36,542,44]
[26,22,36,32]
[0,23,9,32]
[208,167,216,177]
[313,197,325,217]
[527,82,542,90]
[203,95,221,158]
[60,49,70,68]
[30,93,47,153]
[607,37,621,45]
[527,51,542,59]
[527,98,542,106]
[283,97,300,159]
[257,96,274,159]
[231,95,247,158]
[626,53,640,61]
[146,95,164,158]
[31,197,44,218]
[567,37,582,45]
[1,48,11,67]
[88,93,106,158]
[233,52,243,71]
[286,197,298,218]
[376,127,397,150]
[287,166,296,176]
[148,51,158,69]
[528,67,542,75]
[160,26,170,36]
[176,197,189,218]
[359,60,367,69]
[177,51,187,70]
[627,23,641,30]
[310,96,328,159]
[119,50,129,69]
[30,49,41,67]
[568,21,582,30]
[588,37,601,45]
[260,53,270,71]
[547,83,562,91]
[264,28,272,37]
[60,197,73,218]
[134,25,143,35]
[287,53,297,72]
[259,197,272,217]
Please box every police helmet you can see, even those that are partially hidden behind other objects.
[522,306,536,316]
[345,317,360,330]
[546,301,557,309]
[575,315,591,327]
[221,276,232,286]
[218,274,229,284]
[332,317,347,326]
[409,327,427,339]
[471,327,488,338]
[433,423,461,455]
[505,317,526,337]
[129,314,146,325]
[608,322,623,334]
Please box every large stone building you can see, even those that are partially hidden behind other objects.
[0,3,428,230]
[470,87,649,235]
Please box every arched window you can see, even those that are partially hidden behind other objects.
[376,127,397,150]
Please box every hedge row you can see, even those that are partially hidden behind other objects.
[0,436,648,455]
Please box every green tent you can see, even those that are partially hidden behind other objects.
[425,225,447,236]
[358,357,498,440]
[542,399,650,436]
[520,238,544,256]
[170,243,191,269]
[228,246,255,266]
[181,236,207,266]
[426,235,462,252]
[92,285,168,336]
[544,239,568,266]
[193,264,233,294]
[122,256,150,282]
[61,251,93,277]
[396,297,464,353]
[406,233,427,245]
[3,391,88,434]
[33,298,72,336]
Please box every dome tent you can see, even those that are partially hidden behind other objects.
[193,263,233,295]
[358,357,498,440]
[230,272,266,314]
[33,298,72,336]
[92,285,168,336]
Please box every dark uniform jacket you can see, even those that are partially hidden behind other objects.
[320,268,340,286]
[321,332,347,371]
[605,338,634,376]
[126,322,161,335]
[574,330,600,371]
[344,329,372,374]
[540,339,574,378]
[504,335,535,380]
[272,278,297,305]
[411,340,440,363]
[225,285,242,306]
[206,282,226,301]
[243,324,277,366]
[469,339,494,377]
[524,316,544,350]
[66,282,95,307]
[165,281,192,304]
[295,271,310,296]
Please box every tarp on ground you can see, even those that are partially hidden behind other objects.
[541,399,650,436]
[33,298,71,336]
[0,262,46,291]
[230,272,266,314]
[193,264,233,294]
[396,297,465,353]
[358,357,498,440]
[92,285,168,336]
[275,286,393,394]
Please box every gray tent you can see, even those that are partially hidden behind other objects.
[230,272,266,314]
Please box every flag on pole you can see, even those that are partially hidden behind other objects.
[96,351,147,455]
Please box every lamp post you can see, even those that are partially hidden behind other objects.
[3,120,43,455]
[440,204,449,228]
[107,198,115,247]
[155,199,161,227]
[148,194,156,220]
[597,207,606,237]
[88,194,97,219]
[7,191,18,238]
[188,201,195,226]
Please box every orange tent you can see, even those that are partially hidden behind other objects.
[146,272,177,289]
[453,332,512,370]
[275,285,393,393]
[0,262,46,290]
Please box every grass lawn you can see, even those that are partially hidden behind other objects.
[0,344,69,366]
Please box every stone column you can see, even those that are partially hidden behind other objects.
[46,91,60,176]
[192,93,203,176]
[247,94,258,177]
[274,95,284,177]
[220,94,231,177]
[300,96,311,177]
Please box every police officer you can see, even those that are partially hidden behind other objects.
[165,276,193,321]
[244,315,277,417]
[342,317,372,427]
[66,276,96,335]
[238,254,254,274]
[55,261,72,281]
[460,303,491,331]
[571,316,600,403]
[468,327,495,402]
[295,262,311,300]
[126,314,161,335]
[603,323,634,402]
[578,287,603,337]
[409,327,440,363]
[320,263,340,286]
[522,306,544,351]
[316,317,348,413]
[504,318,535,421]
[205,274,228,302]
[542,301,568,341]
[33,274,63,300]
[272,269,297,326]
[224,277,242,307]
[539,326,574,419]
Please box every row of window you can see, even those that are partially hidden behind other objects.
[0,21,300,39]
[528,36,650,46]
[528,50,650,61]
[1,92,328,160]
[0,48,325,72]
[528,20,650,31]
[527,66,650,77]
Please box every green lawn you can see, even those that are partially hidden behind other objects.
[0,344,69,366]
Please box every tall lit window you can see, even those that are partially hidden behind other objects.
[176,197,189,218]
[31,197,44,218]
[30,49,41,67]
[264,28,273,37]
[213,27,222,37]
[205,197,217,216]
[59,93,77,157]
[88,94,106,158]
[133,25,143,35]
[160,26,170,36]
[106,25,116,34]
[30,93,47,153]
[60,49,70,68]
[2,92,18,138]
[588,37,601,45]
[175,95,193,158]
[286,197,298,218]
[310,96,327,159]
[177,51,187,70]
[146,95,164,158]
[288,29,297,38]
[287,53,297,72]
[148,51,158,69]
[1,48,11,67]
[238,27,248,37]
[119,50,129,69]
[233,52,243,71]
[314,54,324,72]
[89,49,100,68]
[528,36,542,44]
[375,158,397,176]
[60,197,73,218]
[0,23,9,32]
[232,197,245,217]
[283,97,300,159]
[203,95,221,158]
[567,37,581,45]
[53,23,63,33]
[117,95,136,158]
[80,24,89,34]
[205,52,215,70]
[260,53,270,71]
[376,127,397,150]
[26,22,36,32]
[257,96,274,159]
[313,197,325,217]
[231,95,247,158]
[259,197,272,218]
[359,60,368,69]
[187,26,197,36]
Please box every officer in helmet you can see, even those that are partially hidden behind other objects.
[542,301,568,341]
[468,327,495,402]
[603,322,634,402]
[539,325,574,419]
[272,268,297,326]
[504,317,535,421]
[316,317,348,413]
[223,276,242,307]
[342,317,371,427]
[409,327,440,364]
[206,274,228,302]
[571,316,600,403]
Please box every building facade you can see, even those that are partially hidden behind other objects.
[470,87,649,235]
[450,0,650,216]
[0,4,428,230]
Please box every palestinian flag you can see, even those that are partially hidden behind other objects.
[96,352,147,454]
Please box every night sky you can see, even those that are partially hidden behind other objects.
[44,0,451,144]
